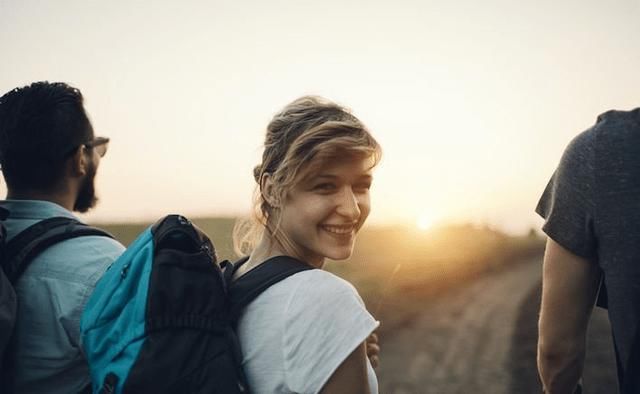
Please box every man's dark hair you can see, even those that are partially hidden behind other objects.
[0,81,94,192]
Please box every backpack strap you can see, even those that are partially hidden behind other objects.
[0,207,9,221]
[228,255,314,320]
[1,217,114,284]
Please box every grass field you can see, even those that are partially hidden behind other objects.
[324,224,545,335]
[95,217,545,337]
[97,216,238,257]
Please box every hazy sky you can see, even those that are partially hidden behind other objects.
[1,0,639,233]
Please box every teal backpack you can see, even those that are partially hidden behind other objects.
[80,214,311,394]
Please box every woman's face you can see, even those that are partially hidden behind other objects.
[274,155,373,268]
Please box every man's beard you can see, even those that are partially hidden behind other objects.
[73,160,98,213]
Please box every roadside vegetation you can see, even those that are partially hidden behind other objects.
[98,218,545,337]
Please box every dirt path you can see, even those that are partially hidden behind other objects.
[376,258,618,394]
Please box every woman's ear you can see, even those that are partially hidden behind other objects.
[260,173,280,208]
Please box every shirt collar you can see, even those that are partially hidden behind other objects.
[0,199,81,222]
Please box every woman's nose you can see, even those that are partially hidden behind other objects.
[336,188,361,220]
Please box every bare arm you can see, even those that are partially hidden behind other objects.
[538,237,601,393]
[320,342,371,394]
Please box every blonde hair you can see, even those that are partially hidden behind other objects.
[233,96,382,257]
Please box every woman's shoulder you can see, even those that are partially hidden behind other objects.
[291,268,355,286]
[279,269,371,325]
[280,269,379,393]
[283,269,363,303]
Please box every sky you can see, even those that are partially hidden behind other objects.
[1,0,639,234]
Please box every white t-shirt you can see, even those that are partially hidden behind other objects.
[236,269,379,394]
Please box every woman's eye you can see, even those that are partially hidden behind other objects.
[354,182,372,192]
[314,183,336,191]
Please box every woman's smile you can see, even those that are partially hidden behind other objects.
[320,223,357,235]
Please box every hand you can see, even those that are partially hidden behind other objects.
[366,332,380,369]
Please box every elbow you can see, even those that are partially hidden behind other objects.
[537,333,585,365]
[537,343,578,369]
[537,339,585,393]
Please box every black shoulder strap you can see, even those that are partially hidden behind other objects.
[2,217,114,284]
[0,207,9,221]
[228,255,314,319]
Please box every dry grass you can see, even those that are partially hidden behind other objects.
[96,216,237,258]
[325,224,545,336]
[95,217,545,337]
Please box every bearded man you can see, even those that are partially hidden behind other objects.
[0,81,124,394]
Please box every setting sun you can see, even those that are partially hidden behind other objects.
[417,214,433,231]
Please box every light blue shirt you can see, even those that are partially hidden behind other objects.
[0,200,125,394]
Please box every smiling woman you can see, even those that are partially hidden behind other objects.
[231,95,382,394]
[272,157,374,267]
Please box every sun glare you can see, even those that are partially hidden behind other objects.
[417,214,433,231]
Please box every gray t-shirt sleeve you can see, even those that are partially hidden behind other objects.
[536,129,598,261]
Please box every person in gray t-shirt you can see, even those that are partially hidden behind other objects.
[536,108,640,394]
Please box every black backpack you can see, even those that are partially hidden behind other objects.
[0,207,113,391]
[80,214,312,394]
